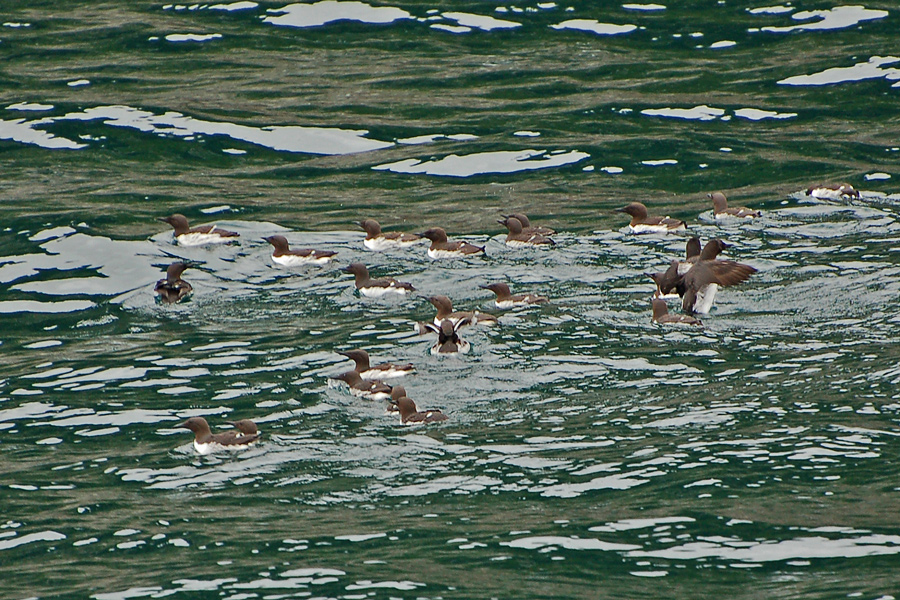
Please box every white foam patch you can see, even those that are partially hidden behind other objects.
[263,1,411,28]
[589,516,695,532]
[373,149,588,177]
[747,5,794,15]
[165,33,223,42]
[25,340,62,349]
[33,105,395,155]
[0,117,87,149]
[209,1,259,10]
[67,79,90,87]
[334,533,387,542]
[551,19,637,35]
[345,581,426,591]
[628,534,900,562]
[641,105,725,121]
[442,12,521,30]
[533,470,654,497]
[431,24,471,33]
[0,531,66,550]
[200,205,232,214]
[778,56,900,88]
[396,133,478,144]
[6,102,54,111]
[0,300,96,314]
[759,6,888,33]
[622,4,665,11]
[641,159,677,166]
[733,108,797,120]
[709,40,736,49]
[501,536,642,551]
[865,173,891,181]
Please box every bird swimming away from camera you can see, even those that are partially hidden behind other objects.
[155,262,193,304]
[423,318,471,355]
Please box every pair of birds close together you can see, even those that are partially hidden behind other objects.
[331,349,447,423]
[647,237,757,325]
[615,191,762,234]
[359,213,555,253]
[616,184,860,235]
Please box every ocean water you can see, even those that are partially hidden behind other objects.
[2,2,900,598]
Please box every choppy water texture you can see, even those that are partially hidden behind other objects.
[2,1,900,599]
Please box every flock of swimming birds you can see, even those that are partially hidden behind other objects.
[155,183,861,454]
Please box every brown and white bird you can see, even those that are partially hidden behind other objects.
[481,282,548,308]
[615,202,686,233]
[499,213,555,236]
[425,295,498,328]
[805,183,859,200]
[342,263,415,297]
[646,237,701,298]
[358,219,422,251]
[651,298,702,326]
[158,214,239,246]
[264,235,336,266]
[420,227,484,258]
[177,416,259,454]
[155,262,193,304]
[423,318,471,355]
[498,216,555,247]
[337,349,414,380]
[673,239,756,314]
[330,370,392,400]
[708,192,760,219]
[389,390,448,424]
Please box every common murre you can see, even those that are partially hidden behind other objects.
[420,227,485,259]
[389,390,448,424]
[158,214,239,246]
[358,219,422,251]
[480,282,548,308]
[337,349,415,380]
[651,298,702,325]
[331,369,393,400]
[709,192,760,219]
[615,202,686,233]
[342,263,415,297]
[499,216,555,247]
[423,318,471,354]
[264,235,336,266]
[155,262,193,304]
[177,416,259,454]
